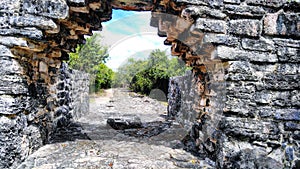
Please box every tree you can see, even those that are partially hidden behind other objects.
[68,34,113,93]
[113,49,190,95]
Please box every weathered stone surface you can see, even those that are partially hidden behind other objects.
[242,37,275,52]
[0,95,27,115]
[264,11,300,37]
[215,46,278,62]
[224,0,240,4]
[0,75,28,95]
[175,0,224,7]
[0,114,27,168]
[277,64,300,75]
[264,74,300,90]
[195,18,227,33]
[0,15,57,30]
[203,33,239,46]
[107,116,142,130]
[0,37,27,48]
[275,109,300,121]
[273,38,300,48]
[0,27,43,39]
[229,19,261,37]
[183,6,227,20]
[23,0,69,19]
[220,117,280,140]
[277,46,300,62]
[245,0,288,8]
[224,4,265,17]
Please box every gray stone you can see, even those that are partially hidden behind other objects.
[0,57,24,75]
[5,14,58,30]
[203,33,239,46]
[264,74,300,90]
[0,45,14,57]
[273,38,300,48]
[224,4,266,17]
[277,64,300,75]
[277,46,300,62]
[246,0,288,8]
[275,109,300,121]
[0,27,43,39]
[0,95,27,115]
[284,122,300,131]
[264,11,300,37]
[220,117,280,140]
[107,116,142,130]
[194,18,227,33]
[23,0,69,19]
[183,6,227,20]
[215,46,278,62]
[229,19,261,37]
[242,37,275,52]
[0,75,28,95]
[224,0,240,4]
[0,36,28,47]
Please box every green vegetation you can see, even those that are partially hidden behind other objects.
[113,49,190,95]
[68,34,114,93]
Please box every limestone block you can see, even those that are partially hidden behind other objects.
[229,19,261,37]
[23,0,69,19]
[264,11,300,37]
[224,4,265,17]
[195,18,227,33]
[0,95,26,115]
[277,46,300,62]
[242,37,275,52]
[215,46,278,62]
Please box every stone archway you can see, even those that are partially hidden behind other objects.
[0,0,299,168]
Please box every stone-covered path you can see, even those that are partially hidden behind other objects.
[17,89,214,169]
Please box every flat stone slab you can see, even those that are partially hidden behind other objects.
[107,116,142,130]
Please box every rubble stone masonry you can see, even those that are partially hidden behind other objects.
[0,0,299,168]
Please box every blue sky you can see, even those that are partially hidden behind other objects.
[99,10,170,70]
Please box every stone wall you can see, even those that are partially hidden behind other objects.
[162,0,299,168]
[0,0,299,168]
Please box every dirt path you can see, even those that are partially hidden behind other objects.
[17,89,214,169]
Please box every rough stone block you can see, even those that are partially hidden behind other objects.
[215,46,278,62]
[273,38,300,48]
[0,45,14,57]
[246,0,287,8]
[0,75,28,95]
[275,109,300,121]
[10,15,57,30]
[224,4,265,17]
[264,11,300,37]
[229,19,261,37]
[277,64,300,75]
[224,0,240,4]
[203,33,239,46]
[284,122,300,131]
[220,117,280,140]
[183,6,227,20]
[242,37,275,52]
[0,36,28,47]
[23,0,69,19]
[195,18,227,33]
[0,57,24,75]
[277,46,300,63]
[0,27,43,40]
[0,95,26,115]
[264,74,300,90]
[225,61,259,81]
[176,0,224,7]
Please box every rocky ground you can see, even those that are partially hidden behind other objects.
[17,88,214,169]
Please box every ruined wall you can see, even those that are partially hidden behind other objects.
[0,0,299,168]
[161,0,300,168]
